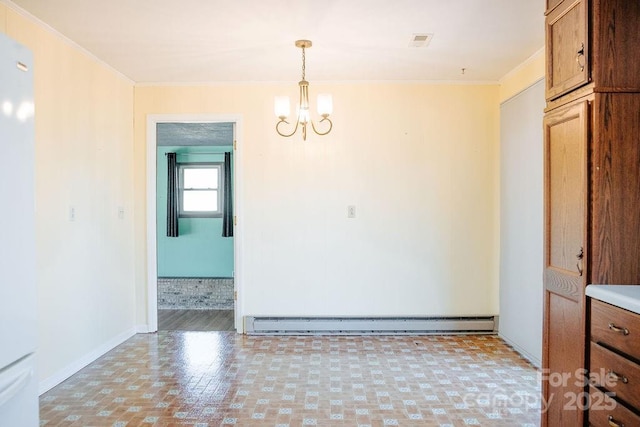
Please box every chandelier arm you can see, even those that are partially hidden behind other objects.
[310,116,333,136]
[276,118,301,138]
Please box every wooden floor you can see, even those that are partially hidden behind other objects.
[157,309,235,331]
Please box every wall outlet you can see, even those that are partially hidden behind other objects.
[348,205,356,218]
[69,206,76,221]
[118,206,125,219]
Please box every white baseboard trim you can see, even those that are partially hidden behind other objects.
[136,324,152,333]
[38,327,137,395]
[498,333,541,369]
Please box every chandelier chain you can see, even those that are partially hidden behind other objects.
[301,46,306,81]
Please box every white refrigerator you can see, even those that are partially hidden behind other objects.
[0,32,39,426]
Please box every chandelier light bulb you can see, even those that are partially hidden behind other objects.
[298,107,310,124]
[274,96,290,119]
[317,94,333,117]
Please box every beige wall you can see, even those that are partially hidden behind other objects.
[499,48,545,102]
[1,3,136,391]
[0,4,6,33]
[135,83,501,324]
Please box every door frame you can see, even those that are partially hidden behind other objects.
[146,114,244,333]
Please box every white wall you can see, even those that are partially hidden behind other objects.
[134,83,501,325]
[498,79,544,366]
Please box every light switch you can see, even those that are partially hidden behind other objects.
[118,206,125,219]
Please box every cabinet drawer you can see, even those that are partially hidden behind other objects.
[591,299,640,359]
[589,386,640,426]
[590,342,640,409]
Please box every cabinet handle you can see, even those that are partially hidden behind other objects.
[608,323,630,335]
[608,415,624,427]
[576,247,584,276]
[608,370,629,384]
[576,42,585,72]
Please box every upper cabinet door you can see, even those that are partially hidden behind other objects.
[546,0,589,101]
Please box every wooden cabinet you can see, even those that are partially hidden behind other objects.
[588,300,640,425]
[543,91,640,426]
[545,0,640,101]
[590,94,640,284]
[542,1,640,426]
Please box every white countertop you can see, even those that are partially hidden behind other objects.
[586,285,640,314]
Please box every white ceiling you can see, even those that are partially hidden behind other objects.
[8,0,544,84]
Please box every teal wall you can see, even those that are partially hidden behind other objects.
[157,146,234,277]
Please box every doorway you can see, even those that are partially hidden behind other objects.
[145,114,243,333]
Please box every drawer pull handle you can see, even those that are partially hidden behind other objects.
[608,415,624,427]
[607,370,629,384]
[608,323,630,335]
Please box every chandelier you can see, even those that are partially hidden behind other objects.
[275,40,333,141]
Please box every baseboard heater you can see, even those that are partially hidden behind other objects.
[244,316,498,335]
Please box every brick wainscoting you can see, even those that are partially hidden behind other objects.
[158,277,234,309]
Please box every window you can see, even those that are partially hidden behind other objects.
[179,163,223,217]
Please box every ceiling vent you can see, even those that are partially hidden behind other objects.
[409,33,433,47]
